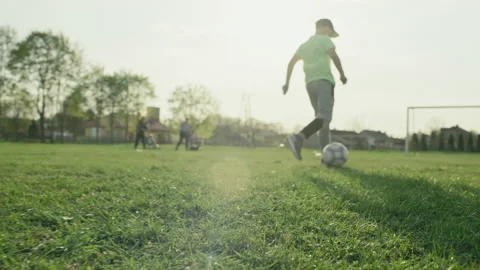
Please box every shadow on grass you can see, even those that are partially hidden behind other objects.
[308,167,480,265]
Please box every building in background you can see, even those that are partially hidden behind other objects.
[439,125,470,150]
[145,107,171,144]
[331,130,369,150]
[360,130,393,150]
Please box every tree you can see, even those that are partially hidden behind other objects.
[8,87,32,140]
[467,132,475,152]
[168,85,219,138]
[62,86,88,140]
[8,31,81,142]
[457,133,465,152]
[28,120,38,139]
[447,134,455,151]
[83,66,107,143]
[209,116,243,146]
[429,130,438,151]
[420,134,428,151]
[410,133,419,151]
[209,115,285,147]
[426,117,446,134]
[96,73,128,143]
[117,72,155,139]
[438,132,445,151]
[476,135,480,153]
[56,43,83,143]
[85,109,95,121]
[0,26,18,135]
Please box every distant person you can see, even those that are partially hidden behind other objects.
[282,18,347,161]
[175,118,191,151]
[134,117,148,149]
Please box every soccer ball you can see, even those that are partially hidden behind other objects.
[322,142,349,167]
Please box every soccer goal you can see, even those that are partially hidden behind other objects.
[405,105,480,155]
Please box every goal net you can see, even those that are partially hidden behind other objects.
[405,105,480,155]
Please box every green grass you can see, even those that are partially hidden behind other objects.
[0,143,479,269]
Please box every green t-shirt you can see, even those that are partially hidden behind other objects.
[295,34,336,85]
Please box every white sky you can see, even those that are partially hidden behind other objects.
[2,0,480,137]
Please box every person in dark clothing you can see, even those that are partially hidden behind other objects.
[175,118,191,151]
[134,117,148,149]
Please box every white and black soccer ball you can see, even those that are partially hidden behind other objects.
[322,142,349,167]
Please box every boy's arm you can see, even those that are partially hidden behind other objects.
[283,54,301,94]
[327,48,347,84]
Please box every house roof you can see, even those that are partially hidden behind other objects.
[360,130,391,141]
[392,138,405,144]
[440,125,468,133]
[331,134,369,146]
[147,118,169,132]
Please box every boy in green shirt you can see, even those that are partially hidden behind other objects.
[283,18,347,161]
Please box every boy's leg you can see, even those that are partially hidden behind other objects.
[286,83,319,160]
[287,119,324,161]
[314,122,331,156]
[287,80,334,161]
[318,121,331,150]
[317,80,334,151]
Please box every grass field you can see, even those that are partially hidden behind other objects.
[1,143,479,269]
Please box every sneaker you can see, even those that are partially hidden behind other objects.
[287,134,303,161]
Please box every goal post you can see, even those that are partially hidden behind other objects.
[405,105,480,155]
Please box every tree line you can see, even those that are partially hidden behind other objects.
[0,26,286,145]
[0,26,157,143]
[410,131,480,152]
